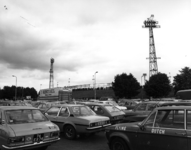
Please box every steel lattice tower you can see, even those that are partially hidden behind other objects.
[142,15,161,78]
[49,58,54,89]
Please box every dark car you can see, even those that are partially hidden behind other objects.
[122,101,162,122]
[105,106,191,150]
[83,102,125,125]
[123,101,191,123]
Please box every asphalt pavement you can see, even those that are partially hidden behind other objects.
[47,131,109,150]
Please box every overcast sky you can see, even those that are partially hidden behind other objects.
[0,0,191,91]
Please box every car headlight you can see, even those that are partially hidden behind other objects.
[8,137,25,146]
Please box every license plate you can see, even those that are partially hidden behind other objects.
[98,121,105,126]
[33,134,44,143]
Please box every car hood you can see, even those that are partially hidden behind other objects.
[8,121,59,136]
[77,115,109,123]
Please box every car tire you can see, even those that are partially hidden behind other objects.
[111,137,128,150]
[64,125,76,140]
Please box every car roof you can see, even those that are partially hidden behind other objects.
[0,106,37,110]
[52,104,84,107]
[159,102,191,107]
[84,103,113,106]
[156,106,191,110]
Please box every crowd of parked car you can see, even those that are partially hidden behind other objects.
[0,97,190,150]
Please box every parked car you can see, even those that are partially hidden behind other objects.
[45,104,111,140]
[99,97,114,101]
[97,101,128,112]
[0,106,60,150]
[119,100,140,110]
[37,102,56,113]
[122,101,164,123]
[105,106,191,150]
[123,101,191,123]
[84,103,125,125]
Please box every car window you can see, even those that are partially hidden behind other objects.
[186,110,191,129]
[71,106,95,116]
[59,107,69,117]
[38,104,43,109]
[154,110,184,129]
[144,111,156,127]
[147,104,157,111]
[136,103,147,111]
[5,109,48,124]
[93,106,104,114]
[47,107,60,116]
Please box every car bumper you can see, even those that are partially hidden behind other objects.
[2,137,60,150]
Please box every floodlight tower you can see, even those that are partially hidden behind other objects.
[142,15,161,78]
[49,58,54,89]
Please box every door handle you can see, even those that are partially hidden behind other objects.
[175,132,186,136]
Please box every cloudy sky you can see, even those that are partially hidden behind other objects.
[0,0,191,91]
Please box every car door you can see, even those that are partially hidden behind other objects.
[138,109,187,150]
[45,106,60,125]
[55,107,70,130]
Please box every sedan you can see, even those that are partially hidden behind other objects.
[0,106,60,150]
[45,104,111,140]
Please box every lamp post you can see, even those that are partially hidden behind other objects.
[94,71,98,99]
[12,75,17,101]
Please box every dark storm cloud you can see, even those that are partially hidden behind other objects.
[0,20,82,72]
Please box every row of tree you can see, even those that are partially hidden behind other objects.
[112,67,191,99]
[1,67,191,100]
[0,86,38,100]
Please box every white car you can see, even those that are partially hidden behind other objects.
[97,101,127,111]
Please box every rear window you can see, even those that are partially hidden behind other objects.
[6,109,48,124]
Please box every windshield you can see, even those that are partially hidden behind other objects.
[71,106,96,116]
[109,101,118,106]
[104,105,121,113]
[6,109,48,124]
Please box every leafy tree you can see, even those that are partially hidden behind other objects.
[173,67,191,94]
[144,73,171,98]
[0,86,38,100]
[112,73,141,99]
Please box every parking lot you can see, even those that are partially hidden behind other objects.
[47,132,109,150]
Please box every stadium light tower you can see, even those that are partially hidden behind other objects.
[49,58,54,88]
[142,15,161,78]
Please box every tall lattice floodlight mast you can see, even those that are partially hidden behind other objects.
[49,58,54,89]
[142,15,161,78]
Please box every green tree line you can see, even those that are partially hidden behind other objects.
[0,86,38,100]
